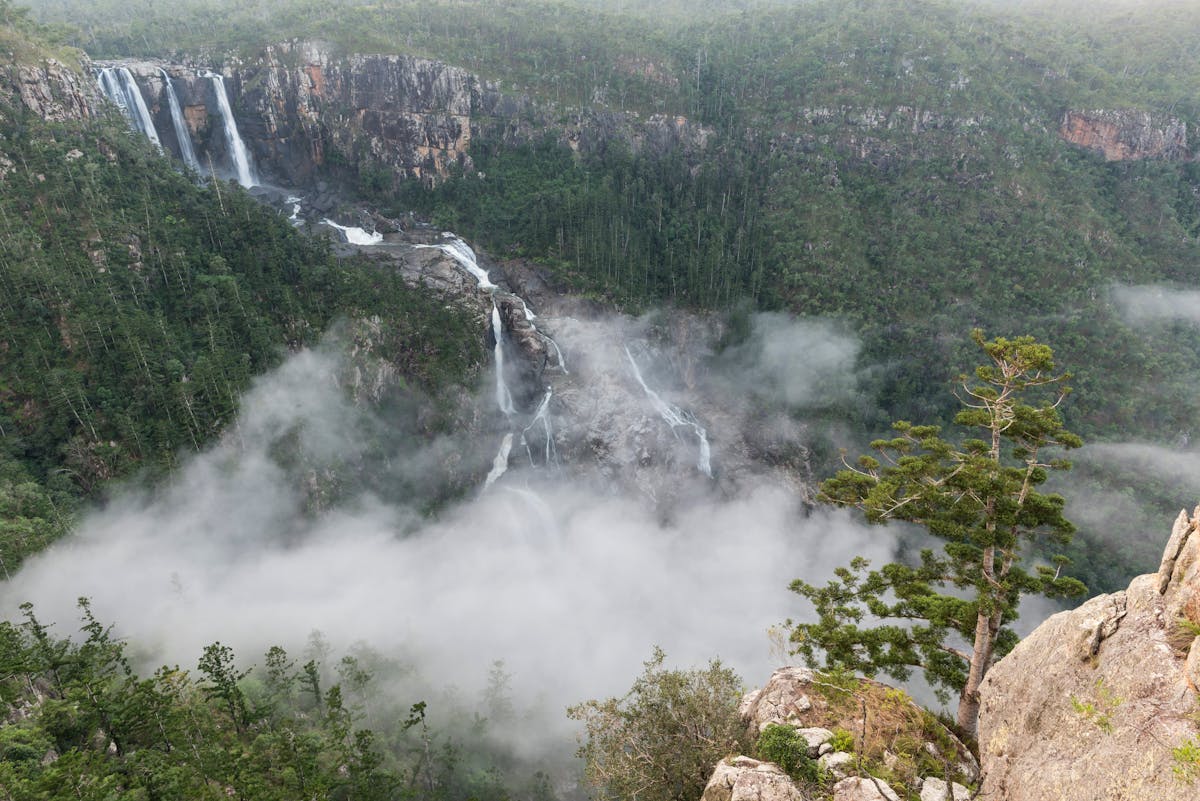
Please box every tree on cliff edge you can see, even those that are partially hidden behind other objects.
[790,330,1087,740]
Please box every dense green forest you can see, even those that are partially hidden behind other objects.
[7,0,1200,588]
[0,105,485,575]
[0,601,558,801]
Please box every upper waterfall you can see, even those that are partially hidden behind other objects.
[201,71,257,187]
[96,67,162,150]
[159,68,201,173]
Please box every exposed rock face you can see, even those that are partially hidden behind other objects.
[1059,109,1190,161]
[1,58,100,121]
[228,42,480,184]
[738,666,978,787]
[978,507,1200,800]
[101,42,713,189]
[701,756,815,801]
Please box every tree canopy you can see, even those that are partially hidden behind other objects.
[791,331,1086,739]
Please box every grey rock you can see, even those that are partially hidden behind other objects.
[978,506,1200,801]
[701,756,814,801]
[818,750,854,779]
[918,777,970,801]
[831,776,900,801]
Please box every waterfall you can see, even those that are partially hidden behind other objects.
[492,304,517,417]
[159,68,201,173]
[201,71,256,187]
[322,219,383,245]
[521,387,557,467]
[483,433,514,490]
[415,236,497,290]
[624,346,714,478]
[96,67,162,150]
[416,233,572,486]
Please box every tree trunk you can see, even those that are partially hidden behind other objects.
[957,609,995,740]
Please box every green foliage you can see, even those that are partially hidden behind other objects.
[0,602,559,801]
[755,724,825,786]
[567,647,750,801]
[791,332,1086,738]
[1174,737,1200,784]
[0,109,484,554]
[829,727,855,753]
[1069,679,1121,734]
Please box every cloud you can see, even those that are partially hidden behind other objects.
[1,340,896,743]
[1110,284,1200,326]
[715,313,862,409]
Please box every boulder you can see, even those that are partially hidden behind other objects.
[794,727,834,757]
[818,750,855,778]
[700,756,814,801]
[739,666,818,734]
[831,776,900,801]
[918,777,970,801]
[978,506,1200,800]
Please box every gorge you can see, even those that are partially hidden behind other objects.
[5,1,1200,799]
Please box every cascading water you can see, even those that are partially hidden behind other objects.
[415,234,570,487]
[483,433,514,490]
[624,346,714,478]
[492,305,517,417]
[521,387,557,467]
[416,236,497,290]
[201,71,256,187]
[159,68,201,173]
[96,67,162,150]
[322,219,383,245]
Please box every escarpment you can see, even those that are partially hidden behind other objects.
[977,507,1200,800]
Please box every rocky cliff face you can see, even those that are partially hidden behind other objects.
[100,42,712,189]
[1059,109,1191,161]
[978,507,1200,799]
[0,57,100,122]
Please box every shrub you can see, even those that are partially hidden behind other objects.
[755,723,825,785]
[568,648,749,801]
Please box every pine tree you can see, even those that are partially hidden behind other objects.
[790,330,1087,740]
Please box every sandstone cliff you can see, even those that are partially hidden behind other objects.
[978,507,1200,799]
[0,56,99,122]
[1059,109,1191,161]
[103,43,713,189]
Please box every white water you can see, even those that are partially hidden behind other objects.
[286,196,302,225]
[202,71,256,187]
[492,304,517,417]
[416,236,497,290]
[483,433,514,490]
[521,387,557,467]
[624,346,714,478]
[159,69,201,173]
[97,67,162,150]
[321,219,383,245]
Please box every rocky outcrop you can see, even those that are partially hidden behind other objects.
[978,506,1200,800]
[701,756,815,801]
[739,667,978,782]
[1059,109,1190,161]
[0,58,99,122]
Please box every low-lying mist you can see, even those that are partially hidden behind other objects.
[1,325,896,753]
